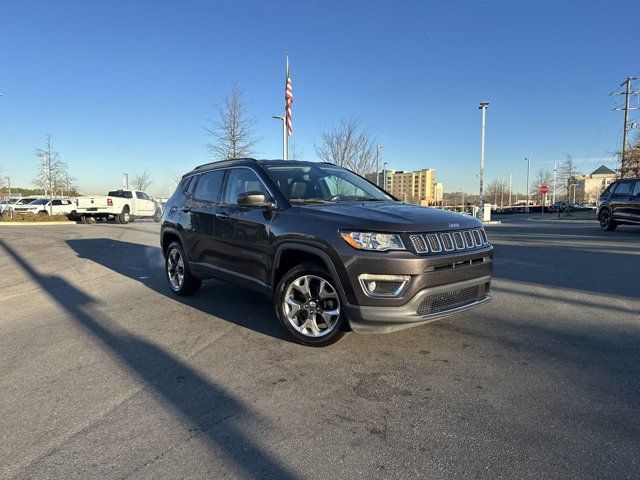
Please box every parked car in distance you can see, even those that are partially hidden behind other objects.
[2,197,41,213]
[161,159,494,346]
[597,178,640,231]
[75,189,162,224]
[13,198,76,215]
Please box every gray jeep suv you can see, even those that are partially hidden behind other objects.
[161,159,493,346]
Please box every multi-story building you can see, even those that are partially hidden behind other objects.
[365,168,438,205]
[575,165,618,204]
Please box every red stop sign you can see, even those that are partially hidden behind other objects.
[540,185,549,194]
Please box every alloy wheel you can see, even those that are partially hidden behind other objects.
[167,248,184,290]
[283,274,340,338]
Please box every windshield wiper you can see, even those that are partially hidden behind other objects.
[354,196,388,202]
[289,198,334,204]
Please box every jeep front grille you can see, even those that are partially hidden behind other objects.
[410,234,427,253]
[408,228,490,255]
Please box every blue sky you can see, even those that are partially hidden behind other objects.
[1,0,638,196]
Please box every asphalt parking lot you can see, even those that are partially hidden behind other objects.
[1,219,639,479]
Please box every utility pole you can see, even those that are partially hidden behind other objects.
[525,157,531,213]
[611,77,639,177]
[123,173,129,190]
[479,102,489,211]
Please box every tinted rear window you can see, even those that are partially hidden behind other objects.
[108,191,133,199]
[193,170,225,202]
[614,182,632,195]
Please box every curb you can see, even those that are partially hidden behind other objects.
[0,221,78,226]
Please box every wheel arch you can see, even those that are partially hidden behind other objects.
[272,243,349,304]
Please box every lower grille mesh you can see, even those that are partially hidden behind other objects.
[417,285,481,316]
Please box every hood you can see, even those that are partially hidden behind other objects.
[297,201,482,232]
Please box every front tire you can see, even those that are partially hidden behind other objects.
[275,262,346,347]
[599,209,617,231]
[153,208,162,222]
[165,242,201,296]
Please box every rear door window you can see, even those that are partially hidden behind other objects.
[193,170,225,202]
[631,181,640,200]
[612,181,632,197]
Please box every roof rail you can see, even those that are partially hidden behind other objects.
[193,158,258,171]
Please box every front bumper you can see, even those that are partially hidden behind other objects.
[345,275,492,333]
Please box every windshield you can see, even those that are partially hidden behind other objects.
[265,164,393,204]
[29,199,48,205]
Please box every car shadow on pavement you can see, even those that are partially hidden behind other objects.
[0,238,298,479]
[65,237,293,344]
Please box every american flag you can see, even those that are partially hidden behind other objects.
[285,58,293,136]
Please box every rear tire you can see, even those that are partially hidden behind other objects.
[117,209,130,224]
[165,242,201,296]
[275,262,347,347]
[599,209,617,231]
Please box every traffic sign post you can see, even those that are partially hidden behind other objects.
[539,185,548,215]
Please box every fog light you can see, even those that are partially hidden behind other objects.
[358,274,410,297]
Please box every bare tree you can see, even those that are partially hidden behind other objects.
[33,135,70,214]
[290,141,304,160]
[315,118,376,175]
[206,83,259,160]
[623,132,640,178]
[131,170,153,191]
[60,172,78,197]
[530,169,553,204]
[558,154,580,200]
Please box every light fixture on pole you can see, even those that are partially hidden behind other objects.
[524,157,531,213]
[478,102,489,212]
[272,116,287,160]
[376,145,384,186]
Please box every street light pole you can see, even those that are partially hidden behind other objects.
[382,162,388,191]
[123,173,129,190]
[525,157,531,213]
[508,173,512,206]
[553,161,562,204]
[376,145,384,186]
[479,102,489,211]
[272,116,287,160]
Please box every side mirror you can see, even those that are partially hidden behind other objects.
[237,191,275,209]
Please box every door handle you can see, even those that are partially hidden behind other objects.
[181,206,191,213]
[215,212,229,219]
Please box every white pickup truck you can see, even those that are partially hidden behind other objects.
[74,190,162,224]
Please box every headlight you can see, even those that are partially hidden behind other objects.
[340,231,405,251]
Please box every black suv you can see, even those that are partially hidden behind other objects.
[161,159,493,346]
[597,178,640,231]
